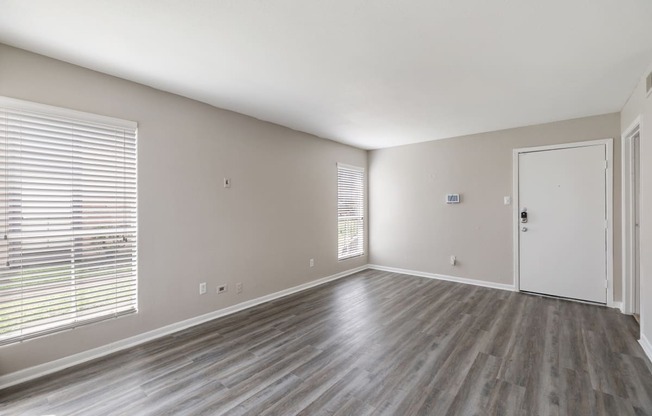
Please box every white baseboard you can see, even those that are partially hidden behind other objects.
[640,333,652,363]
[367,264,516,292]
[0,265,368,391]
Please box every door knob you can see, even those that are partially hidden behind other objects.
[521,227,528,232]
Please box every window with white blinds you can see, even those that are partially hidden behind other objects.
[337,163,364,260]
[0,97,137,346]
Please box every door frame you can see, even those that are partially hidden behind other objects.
[512,138,614,307]
[622,118,641,315]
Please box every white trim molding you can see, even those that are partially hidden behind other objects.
[0,95,137,130]
[336,162,364,172]
[367,264,516,292]
[0,265,368,391]
[640,333,652,364]
[621,119,641,315]
[512,139,615,307]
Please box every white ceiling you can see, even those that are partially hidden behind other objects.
[1,1,652,149]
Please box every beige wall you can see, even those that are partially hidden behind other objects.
[0,44,368,375]
[622,65,652,343]
[369,114,622,297]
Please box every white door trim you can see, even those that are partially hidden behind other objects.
[512,138,614,307]
[622,118,641,315]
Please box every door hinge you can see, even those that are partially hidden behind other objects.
[605,279,609,289]
[604,160,608,169]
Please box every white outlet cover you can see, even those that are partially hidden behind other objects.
[199,282,207,295]
[504,196,512,205]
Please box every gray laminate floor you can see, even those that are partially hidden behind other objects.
[1,269,652,415]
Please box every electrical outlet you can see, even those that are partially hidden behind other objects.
[504,196,511,205]
[236,282,243,294]
[309,258,314,268]
[199,282,207,295]
[217,284,228,294]
[450,255,456,266]
[224,178,231,188]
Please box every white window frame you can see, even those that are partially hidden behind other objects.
[337,163,365,261]
[0,96,138,345]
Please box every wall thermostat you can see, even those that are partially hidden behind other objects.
[446,194,460,204]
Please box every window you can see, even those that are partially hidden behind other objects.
[0,97,137,345]
[337,163,364,260]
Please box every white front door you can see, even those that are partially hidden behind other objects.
[518,144,607,303]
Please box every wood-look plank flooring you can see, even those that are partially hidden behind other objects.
[1,269,652,415]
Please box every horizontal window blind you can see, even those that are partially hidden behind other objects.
[337,163,364,260]
[0,98,137,345]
